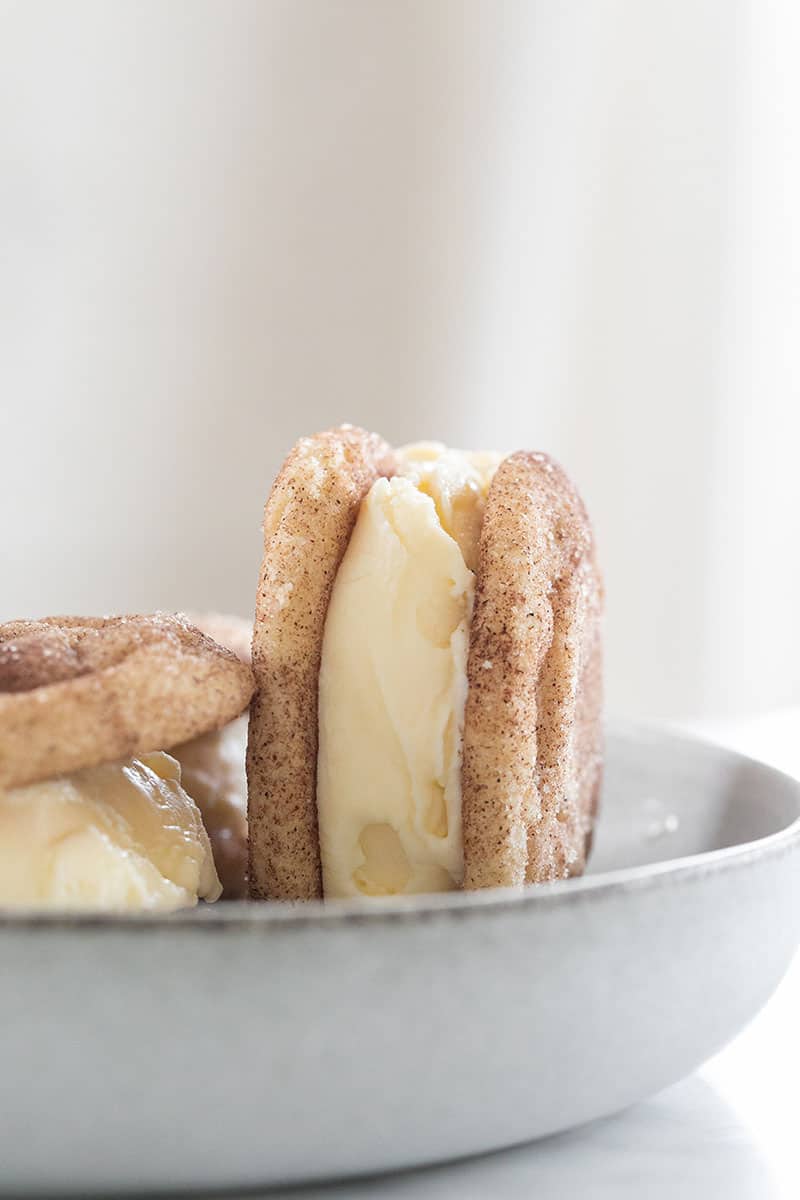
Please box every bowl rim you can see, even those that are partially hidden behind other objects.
[2,721,798,933]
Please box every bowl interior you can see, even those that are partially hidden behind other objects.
[588,723,800,875]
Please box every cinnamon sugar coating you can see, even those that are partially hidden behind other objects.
[461,452,603,888]
[0,613,255,789]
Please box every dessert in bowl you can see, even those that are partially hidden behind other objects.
[0,426,602,910]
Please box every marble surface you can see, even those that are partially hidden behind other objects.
[219,713,800,1200]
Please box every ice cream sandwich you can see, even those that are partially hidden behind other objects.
[247,427,602,901]
[0,613,254,911]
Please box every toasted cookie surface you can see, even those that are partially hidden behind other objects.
[247,426,395,900]
[461,452,603,888]
[0,613,255,789]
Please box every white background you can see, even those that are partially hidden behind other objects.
[1,0,799,721]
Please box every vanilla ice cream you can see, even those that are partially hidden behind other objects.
[317,443,500,898]
[0,752,221,911]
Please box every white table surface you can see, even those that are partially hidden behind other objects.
[219,713,800,1200]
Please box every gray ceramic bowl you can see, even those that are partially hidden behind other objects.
[1,723,798,1195]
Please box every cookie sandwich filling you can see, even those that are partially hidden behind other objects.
[317,443,500,898]
[0,752,221,911]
